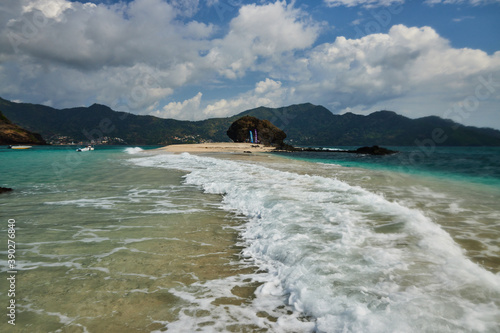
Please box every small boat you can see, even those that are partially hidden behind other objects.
[8,145,32,149]
[76,145,95,152]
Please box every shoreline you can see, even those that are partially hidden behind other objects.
[157,142,277,154]
[156,142,398,156]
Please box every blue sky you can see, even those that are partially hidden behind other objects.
[1,0,499,129]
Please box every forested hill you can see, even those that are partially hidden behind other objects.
[1,97,500,146]
[0,98,231,145]
[238,104,500,146]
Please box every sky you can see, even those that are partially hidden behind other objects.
[0,0,499,129]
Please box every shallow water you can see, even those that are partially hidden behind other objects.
[0,147,263,332]
[1,146,499,332]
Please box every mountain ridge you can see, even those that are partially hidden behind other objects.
[1,97,499,146]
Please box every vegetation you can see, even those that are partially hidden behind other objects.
[0,109,47,145]
[227,116,286,146]
[1,97,500,146]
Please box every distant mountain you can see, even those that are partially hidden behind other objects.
[237,104,500,146]
[0,109,46,145]
[0,98,232,145]
[1,97,500,146]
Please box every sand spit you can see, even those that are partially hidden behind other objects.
[157,142,277,154]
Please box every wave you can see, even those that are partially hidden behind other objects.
[124,147,144,154]
[131,153,500,332]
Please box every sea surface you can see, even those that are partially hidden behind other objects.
[0,145,499,332]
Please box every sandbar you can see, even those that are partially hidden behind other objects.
[157,142,277,154]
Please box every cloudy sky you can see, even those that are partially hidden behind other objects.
[1,0,499,128]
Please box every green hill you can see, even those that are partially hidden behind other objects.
[238,106,500,146]
[1,97,499,146]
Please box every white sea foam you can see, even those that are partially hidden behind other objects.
[44,198,118,209]
[143,207,205,214]
[131,153,500,332]
[124,147,144,154]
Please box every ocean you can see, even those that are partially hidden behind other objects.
[1,145,499,332]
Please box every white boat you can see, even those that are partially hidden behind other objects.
[76,145,95,152]
[8,145,32,149]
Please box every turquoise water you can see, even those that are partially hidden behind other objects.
[277,146,500,187]
[0,146,257,332]
[1,146,499,332]
[0,146,144,188]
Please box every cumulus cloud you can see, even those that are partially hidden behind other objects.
[0,0,317,112]
[201,78,290,119]
[0,0,499,129]
[150,78,290,120]
[0,0,213,109]
[291,24,500,126]
[151,92,203,120]
[255,78,282,94]
[21,0,73,19]
[203,1,320,79]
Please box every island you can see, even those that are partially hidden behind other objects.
[161,116,397,155]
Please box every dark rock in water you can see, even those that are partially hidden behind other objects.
[227,116,286,146]
[353,146,397,155]
[279,145,397,155]
[0,187,13,194]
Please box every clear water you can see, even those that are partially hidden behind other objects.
[278,146,500,187]
[1,146,499,332]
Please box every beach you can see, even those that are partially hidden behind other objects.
[1,145,500,332]
[158,142,277,153]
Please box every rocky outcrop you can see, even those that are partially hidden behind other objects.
[282,145,398,155]
[0,110,46,145]
[0,187,13,194]
[351,146,397,155]
[227,116,286,146]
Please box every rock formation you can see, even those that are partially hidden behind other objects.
[351,146,397,155]
[0,110,46,145]
[0,187,13,194]
[285,145,398,155]
[227,116,286,146]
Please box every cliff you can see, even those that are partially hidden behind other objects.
[0,110,47,145]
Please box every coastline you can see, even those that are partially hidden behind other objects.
[1,146,499,331]
[142,146,500,331]
[157,142,277,153]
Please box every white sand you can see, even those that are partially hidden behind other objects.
[157,142,276,153]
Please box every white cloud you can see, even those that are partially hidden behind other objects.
[255,78,282,94]
[0,0,215,110]
[204,1,320,79]
[169,0,200,17]
[151,92,203,120]
[0,1,499,129]
[151,78,290,120]
[452,15,475,22]
[289,24,500,126]
[324,0,404,7]
[0,0,316,112]
[200,78,290,119]
[21,0,73,19]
